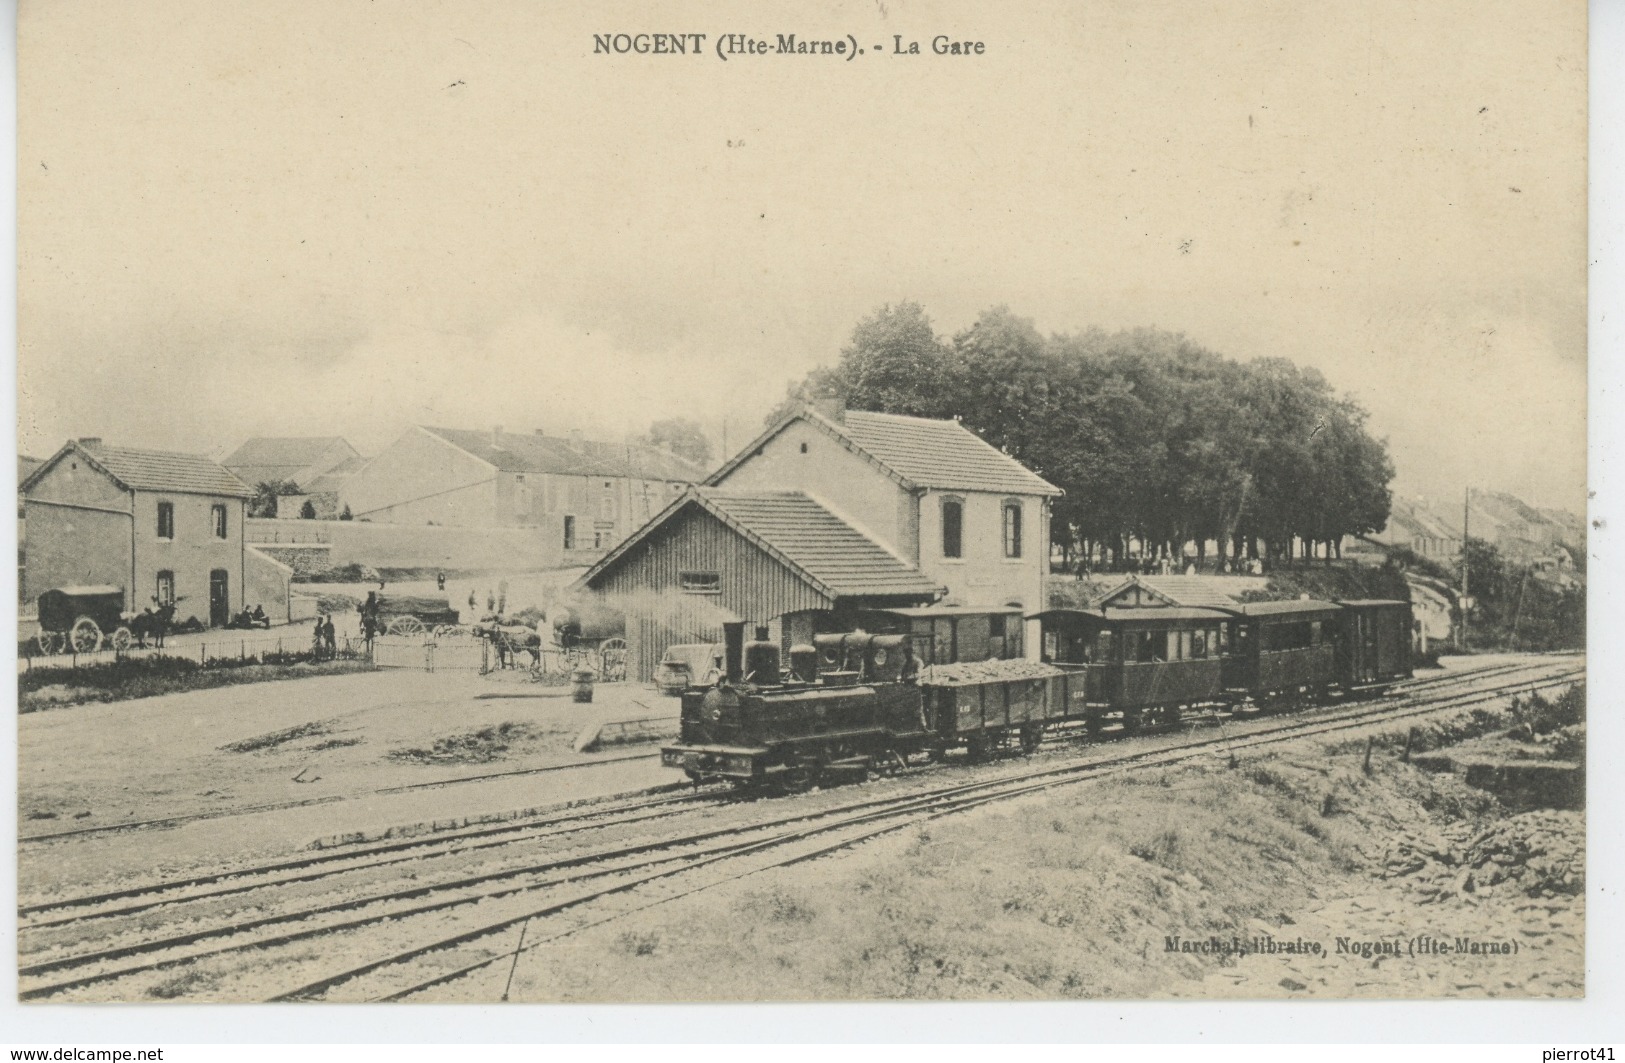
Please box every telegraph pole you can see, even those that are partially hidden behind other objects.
[1460,486,1471,650]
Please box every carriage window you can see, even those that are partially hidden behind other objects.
[679,572,721,595]
[156,502,174,540]
[1002,501,1022,558]
[1134,630,1158,663]
[1096,630,1115,661]
[1192,629,1208,659]
[1310,620,1323,645]
[156,571,175,606]
[941,497,963,559]
[212,504,227,539]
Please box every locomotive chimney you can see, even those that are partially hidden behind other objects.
[722,621,746,684]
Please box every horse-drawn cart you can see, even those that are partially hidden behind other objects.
[36,586,134,654]
[372,593,462,638]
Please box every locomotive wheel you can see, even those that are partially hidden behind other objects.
[110,626,134,652]
[779,764,821,793]
[70,617,103,654]
[388,615,427,638]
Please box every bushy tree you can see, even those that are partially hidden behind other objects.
[639,417,714,469]
[785,303,1398,570]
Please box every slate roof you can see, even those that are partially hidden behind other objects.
[708,406,1062,497]
[24,441,254,498]
[423,426,703,483]
[579,487,943,603]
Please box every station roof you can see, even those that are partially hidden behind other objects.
[1230,599,1343,618]
[874,605,1025,618]
[578,487,943,604]
[1029,606,1233,624]
[708,406,1062,497]
[1335,599,1410,608]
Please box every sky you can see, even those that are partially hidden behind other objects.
[15,0,1588,514]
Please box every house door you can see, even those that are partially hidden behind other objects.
[209,570,230,627]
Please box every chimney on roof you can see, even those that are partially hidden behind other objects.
[491,425,504,449]
[77,437,102,447]
[810,398,846,424]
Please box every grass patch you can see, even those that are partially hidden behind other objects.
[220,720,336,754]
[387,721,548,765]
[517,741,1523,1003]
[18,655,377,713]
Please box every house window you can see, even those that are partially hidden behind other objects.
[156,571,175,606]
[562,515,576,550]
[156,502,175,540]
[680,572,721,595]
[212,504,228,539]
[941,496,964,559]
[1002,501,1023,558]
[989,613,1007,638]
[599,496,615,521]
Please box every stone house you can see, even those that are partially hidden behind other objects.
[21,439,256,626]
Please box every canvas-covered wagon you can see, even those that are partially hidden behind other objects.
[36,586,133,654]
[370,593,462,638]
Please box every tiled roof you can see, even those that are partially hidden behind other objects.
[579,487,942,602]
[836,410,1061,496]
[707,406,1061,497]
[1100,574,1270,608]
[699,490,942,599]
[24,441,255,498]
[424,426,703,483]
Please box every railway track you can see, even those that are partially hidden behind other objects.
[16,656,1582,1003]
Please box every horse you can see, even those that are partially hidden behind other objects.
[130,601,178,648]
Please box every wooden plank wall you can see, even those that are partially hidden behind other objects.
[592,507,833,681]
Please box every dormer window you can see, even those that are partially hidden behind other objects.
[941,496,964,559]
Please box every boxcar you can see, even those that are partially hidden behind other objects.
[1335,599,1413,691]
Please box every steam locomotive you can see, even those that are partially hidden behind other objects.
[662,598,1413,789]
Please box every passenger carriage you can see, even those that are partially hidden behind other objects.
[1030,607,1230,733]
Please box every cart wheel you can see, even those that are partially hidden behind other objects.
[111,627,134,652]
[70,616,103,654]
[388,616,427,638]
[35,630,62,655]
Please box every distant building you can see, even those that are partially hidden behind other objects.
[21,439,256,626]
[1368,496,1462,562]
[340,426,704,567]
[222,436,362,519]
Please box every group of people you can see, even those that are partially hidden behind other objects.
[226,604,271,630]
[311,613,339,658]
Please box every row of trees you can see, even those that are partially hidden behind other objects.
[777,302,1396,569]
